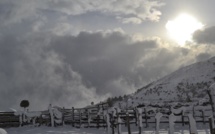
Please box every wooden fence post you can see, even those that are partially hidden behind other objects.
[126,111,131,134]
[116,108,121,134]
[97,106,100,129]
[102,111,105,128]
[209,116,215,134]
[97,114,100,129]
[109,108,116,134]
[48,104,54,127]
[62,107,65,126]
[155,112,163,134]
[79,109,81,128]
[192,105,195,119]
[181,107,186,126]
[134,107,138,126]
[32,117,36,126]
[105,111,111,134]
[137,108,143,134]
[87,109,91,128]
[144,108,148,128]
[201,110,205,125]
[188,114,197,134]
[39,114,42,126]
[72,107,74,127]
[19,114,23,127]
[182,111,185,126]
[110,113,115,134]
[169,113,177,134]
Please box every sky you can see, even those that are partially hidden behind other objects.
[0,0,215,110]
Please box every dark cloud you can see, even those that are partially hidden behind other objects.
[50,31,209,97]
[0,30,214,110]
[193,26,215,44]
[0,34,102,110]
[50,31,159,95]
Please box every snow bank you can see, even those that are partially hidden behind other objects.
[0,128,7,134]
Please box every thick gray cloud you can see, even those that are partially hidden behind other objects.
[0,34,103,110]
[50,31,159,95]
[42,31,215,97]
[0,30,214,110]
[193,26,215,44]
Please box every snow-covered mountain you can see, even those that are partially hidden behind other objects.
[133,56,215,102]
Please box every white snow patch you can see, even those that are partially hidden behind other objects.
[0,128,7,134]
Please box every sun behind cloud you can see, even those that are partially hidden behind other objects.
[165,13,204,46]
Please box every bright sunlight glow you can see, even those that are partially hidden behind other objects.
[165,13,204,46]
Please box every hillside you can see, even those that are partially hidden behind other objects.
[132,56,215,103]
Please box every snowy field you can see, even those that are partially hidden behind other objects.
[5,123,210,134]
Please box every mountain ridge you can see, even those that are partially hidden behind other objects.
[133,56,215,102]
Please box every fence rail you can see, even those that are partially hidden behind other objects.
[0,104,214,134]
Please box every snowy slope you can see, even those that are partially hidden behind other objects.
[133,56,215,102]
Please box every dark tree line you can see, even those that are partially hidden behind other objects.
[106,95,128,107]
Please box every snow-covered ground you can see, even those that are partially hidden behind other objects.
[5,123,210,134]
